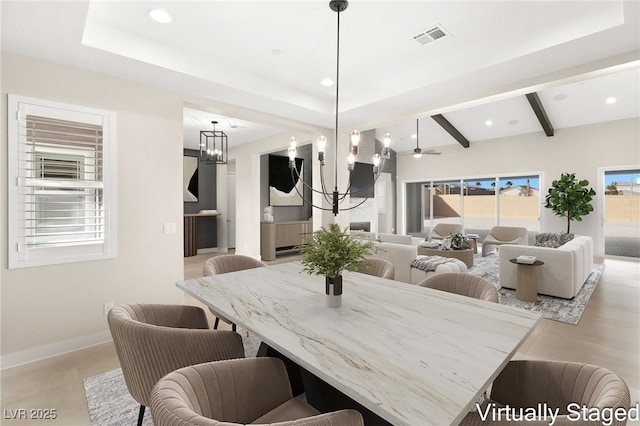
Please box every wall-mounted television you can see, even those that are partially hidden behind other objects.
[350,162,374,198]
[269,154,304,206]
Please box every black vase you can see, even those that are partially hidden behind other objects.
[325,275,342,308]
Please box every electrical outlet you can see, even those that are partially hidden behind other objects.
[103,302,114,316]
[163,222,176,233]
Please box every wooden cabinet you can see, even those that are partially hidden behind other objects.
[261,220,312,261]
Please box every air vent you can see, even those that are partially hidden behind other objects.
[413,24,449,45]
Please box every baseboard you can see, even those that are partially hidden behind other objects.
[1,330,112,370]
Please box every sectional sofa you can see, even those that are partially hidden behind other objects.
[498,235,594,299]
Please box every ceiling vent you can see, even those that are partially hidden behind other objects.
[413,25,449,45]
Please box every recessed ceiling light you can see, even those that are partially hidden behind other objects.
[485,120,493,126]
[508,120,519,125]
[553,94,568,101]
[320,78,334,87]
[272,49,282,55]
[148,9,172,23]
[606,97,617,104]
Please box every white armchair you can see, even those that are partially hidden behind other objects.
[427,223,463,241]
[481,226,528,257]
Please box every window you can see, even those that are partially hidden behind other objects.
[8,95,117,268]
[405,173,541,240]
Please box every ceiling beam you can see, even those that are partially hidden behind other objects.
[431,114,470,148]
[526,92,554,137]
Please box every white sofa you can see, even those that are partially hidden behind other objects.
[498,235,594,299]
[367,241,467,284]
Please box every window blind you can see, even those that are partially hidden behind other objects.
[8,94,117,268]
[20,115,105,249]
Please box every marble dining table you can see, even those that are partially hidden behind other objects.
[177,261,541,426]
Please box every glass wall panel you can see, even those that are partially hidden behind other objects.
[463,178,496,240]
[497,175,540,242]
[430,180,461,234]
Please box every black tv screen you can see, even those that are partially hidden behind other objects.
[350,162,374,198]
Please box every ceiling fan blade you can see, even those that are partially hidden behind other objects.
[424,150,441,155]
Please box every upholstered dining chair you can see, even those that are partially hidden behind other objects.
[481,225,528,257]
[460,360,631,425]
[360,258,395,280]
[203,254,266,330]
[151,357,365,426]
[428,223,463,241]
[418,272,498,303]
[107,304,245,426]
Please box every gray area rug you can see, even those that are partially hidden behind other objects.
[84,330,261,426]
[468,253,604,325]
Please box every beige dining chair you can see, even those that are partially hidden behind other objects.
[150,357,365,426]
[460,360,631,425]
[360,258,395,280]
[107,304,245,426]
[418,272,498,303]
[203,254,266,330]
[481,226,528,256]
[428,223,463,241]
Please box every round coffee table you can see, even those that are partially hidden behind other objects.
[509,258,544,302]
[417,246,474,267]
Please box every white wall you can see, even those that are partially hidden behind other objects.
[396,118,640,256]
[1,53,185,367]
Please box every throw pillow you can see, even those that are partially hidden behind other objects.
[559,232,574,246]
[535,232,561,248]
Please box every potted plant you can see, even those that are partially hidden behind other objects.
[449,232,471,250]
[297,223,376,307]
[544,173,596,233]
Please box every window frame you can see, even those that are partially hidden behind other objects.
[7,94,117,268]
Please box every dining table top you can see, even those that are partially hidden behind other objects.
[177,261,541,426]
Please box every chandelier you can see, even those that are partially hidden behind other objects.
[287,0,391,216]
[200,120,228,164]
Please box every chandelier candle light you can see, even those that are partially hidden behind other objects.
[287,0,391,216]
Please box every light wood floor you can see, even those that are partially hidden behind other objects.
[1,253,638,425]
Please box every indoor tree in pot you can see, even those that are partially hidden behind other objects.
[544,172,596,233]
[297,223,375,308]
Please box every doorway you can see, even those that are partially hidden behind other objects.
[227,170,236,249]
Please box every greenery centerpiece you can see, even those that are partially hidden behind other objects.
[297,223,376,307]
[449,232,471,250]
[544,173,596,233]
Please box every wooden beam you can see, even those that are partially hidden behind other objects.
[526,92,554,137]
[431,114,470,148]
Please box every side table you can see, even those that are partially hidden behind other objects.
[509,258,544,302]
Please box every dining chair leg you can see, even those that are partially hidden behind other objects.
[137,405,145,426]
[213,317,220,329]
[232,323,237,332]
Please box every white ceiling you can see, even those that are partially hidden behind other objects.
[2,1,639,154]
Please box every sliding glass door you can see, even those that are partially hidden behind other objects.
[603,168,640,258]
[497,175,540,241]
[463,178,496,240]
[405,173,541,239]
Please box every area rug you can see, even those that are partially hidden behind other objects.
[84,331,261,426]
[468,253,604,325]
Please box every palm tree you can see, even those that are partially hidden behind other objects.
[506,181,513,188]
[475,181,481,188]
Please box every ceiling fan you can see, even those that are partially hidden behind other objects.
[413,118,441,158]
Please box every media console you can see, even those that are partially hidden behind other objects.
[260,220,313,261]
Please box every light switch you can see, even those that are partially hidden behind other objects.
[163,222,176,234]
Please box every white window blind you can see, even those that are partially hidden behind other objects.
[8,95,117,268]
